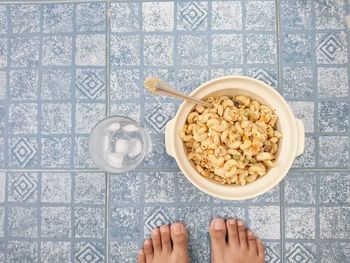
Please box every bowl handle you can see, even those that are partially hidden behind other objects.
[165,119,175,157]
[295,118,305,157]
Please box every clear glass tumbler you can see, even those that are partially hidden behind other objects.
[88,116,151,173]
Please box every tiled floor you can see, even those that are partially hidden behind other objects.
[0,0,349,262]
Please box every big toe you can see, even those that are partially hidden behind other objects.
[170,223,188,253]
[210,218,227,247]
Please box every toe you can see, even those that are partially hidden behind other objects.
[151,228,161,253]
[170,223,189,254]
[209,218,227,248]
[160,225,172,253]
[226,219,239,247]
[138,249,146,263]
[246,230,257,254]
[237,220,247,248]
[257,238,265,259]
[144,239,154,262]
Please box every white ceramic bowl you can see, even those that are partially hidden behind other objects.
[165,76,305,200]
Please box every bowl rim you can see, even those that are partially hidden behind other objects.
[167,75,300,200]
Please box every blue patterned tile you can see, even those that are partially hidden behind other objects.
[110,172,142,204]
[76,3,106,32]
[0,241,4,262]
[8,172,38,203]
[74,135,94,168]
[74,242,105,263]
[317,67,348,98]
[177,172,211,203]
[9,70,38,100]
[0,38,7,67]
[285,207,315,239]
[110,69,140,101]
[76,68,106,100]
[284,172,316,205]
[0,207,4,237]
[144,35,174,66]
[316,32,347,64]
[42,36,72,66]
[10,4,40,33]
[41,70,72,100]
[281,0,312,29]
[211,68,243,78]
[189,240,210,263]
[75,103,105,134]
[75,35,105,66]
[245,1,275,30]
[144,206,176,237]
[110,35,140,66]
[212,34,243,65]
[282,33,312,64]
[176,68,209,94]
[248,206,280,239]
[246,34,276,64]
[110,103,141,122]
[319,172,350,204]
[0,104,4,135]
[315,0,346,29]
[144,172,175,203]
[41,207,71,238]
[41,172,71,203]
[144,103,175,134]
[319,136,349,168]
[74,173,105,204]
[10,37,40,67]
[43,3,73,33]
[0,138,4,168]
[212,206,245,220]
[292,135,316,168]
[285,242,316,263]
[320,207,350,239]
[7,241,38,263]
[0,172,5,202]
[282,67,314,99]
[318,101,349,133]
[110,207,141,239]
[9,137,38,168]
[41,137,71,168]
[8,206,38,238]
[176,35,208,66]
[264,242,281,263]
[8,103,37,134]
[249,184,280,203]
[143,2,174,32]
[110,2,139,33]
[110,241,139,263]
[142,134,177,168]
[246,68,278,89]
[0,71,5,99]
[320,242,350,262]
[178,206,211,240]
[177,1,207,31]
[41,103,72,134]
[74,207,104,239]
[41,242,71,263]
[0,5,6,34]
[212,1,242,30]
[289,102,314,133]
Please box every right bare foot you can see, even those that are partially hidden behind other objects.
[209,218,265,263]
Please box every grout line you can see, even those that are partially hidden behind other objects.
[70,172,75,262]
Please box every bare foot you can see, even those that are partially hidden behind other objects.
[210,218,265,263]
[138,223,190,263]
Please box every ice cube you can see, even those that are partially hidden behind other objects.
[106,152,124,168]
[107,122,120,132]
[114,139,129,154]
[123,124,139,132]
[128,138,142,158]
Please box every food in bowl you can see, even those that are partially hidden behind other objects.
[180,95,282,186]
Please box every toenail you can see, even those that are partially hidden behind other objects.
[145,240,152,245]
[139,249,144,255]
[237,220,244,226]
[247,231,254,237]
[172,223,183,234]
[152,228,159,235]
[214,218,224,230]
[160,225,168,233]
[228,219,236,225]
